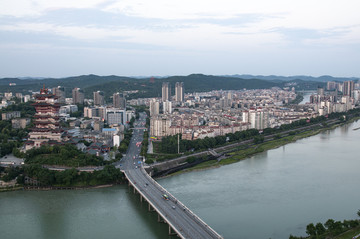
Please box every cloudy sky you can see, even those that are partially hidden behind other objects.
[1,0,359,78]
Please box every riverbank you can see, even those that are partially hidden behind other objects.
[0,183,120,193]
[164,117,360,177]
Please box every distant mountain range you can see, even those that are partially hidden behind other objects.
[1,73,352,99]
[221,74,359,83]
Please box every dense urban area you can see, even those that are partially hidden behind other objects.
[1,75,360,238]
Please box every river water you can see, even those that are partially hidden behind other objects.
[1,120,360,239]
[299,91,315,104]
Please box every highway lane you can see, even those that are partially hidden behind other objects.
[121,113,222,239]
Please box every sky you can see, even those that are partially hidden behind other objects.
[0,0,359,78]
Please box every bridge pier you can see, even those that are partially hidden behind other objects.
[168,225,177,236]
[158,214,165,223]
[148,204,154,211]
[140,195,143,203]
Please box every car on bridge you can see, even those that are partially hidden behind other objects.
[162,194,169,200]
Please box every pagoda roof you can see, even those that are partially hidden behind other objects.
[32,102,61,107]
[30,128,63,133]
[35,94,58,99]
[34,121,60,125]
[34,115,60,119]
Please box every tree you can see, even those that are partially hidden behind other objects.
[253,135,264,144]
[315,222,326,236]
[306,223,316,237]
[357,209,360,217]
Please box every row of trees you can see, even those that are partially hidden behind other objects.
[2,164,123,186]
[118,129,133,154]
[25,144,108,167]
[289,213,360,239]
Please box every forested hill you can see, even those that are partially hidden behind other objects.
[0,74,325,99]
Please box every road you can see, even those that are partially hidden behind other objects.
[118,113,223,239]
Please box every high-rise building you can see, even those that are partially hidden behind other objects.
[150,99,160,116]
[317,87,324,96]
[327,81,336,91]
[175,82,184,102]
[162,82,171,102]
[248,108,269,130]
[52,86,65,103]
[26,86,62,150]
[113,92,126,109]
[72,88,84,104]
[343,81,354,97]
[93,91,105,106]
[163,101,172,114]
[150,115,171,138]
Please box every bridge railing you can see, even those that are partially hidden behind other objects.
[140,166,223,239]
[125,170,187,239]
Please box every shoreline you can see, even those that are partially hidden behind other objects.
[0,183,122,193]
[159,117,360,178]
[4,117,359,190]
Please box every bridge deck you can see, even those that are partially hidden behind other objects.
[121,113,222,239]
[124,167,223,239]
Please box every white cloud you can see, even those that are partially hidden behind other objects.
[0,0,110,17]
[1,0,360,77]
[102,0,360,29]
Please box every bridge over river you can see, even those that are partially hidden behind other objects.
[117,113,223,239]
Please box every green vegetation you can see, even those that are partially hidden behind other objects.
[0,101,36,117]
[146,153,178,163]
[118,129,133,154]
[334,226,360,239]
[0,102,36,157]
[289,214,360,239]
[0,74,327,100]
[0,166,23,182]
[140,130,149,158]
[25,144,108,167]
[159,129,259,154]
[1,164,123,187]
[288,93,304,105]
[27,164,122,186]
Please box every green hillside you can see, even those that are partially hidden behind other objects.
[0,74,325,100]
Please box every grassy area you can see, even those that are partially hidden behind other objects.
[218,157,238,165]
[190,160,218,170]
[334,225,360,239]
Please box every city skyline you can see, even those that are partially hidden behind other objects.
[1,0,360,78]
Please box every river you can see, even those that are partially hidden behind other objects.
[1,120,360,239]
[299,91,315,104]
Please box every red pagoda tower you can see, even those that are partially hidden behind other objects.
[25,86,63,150]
